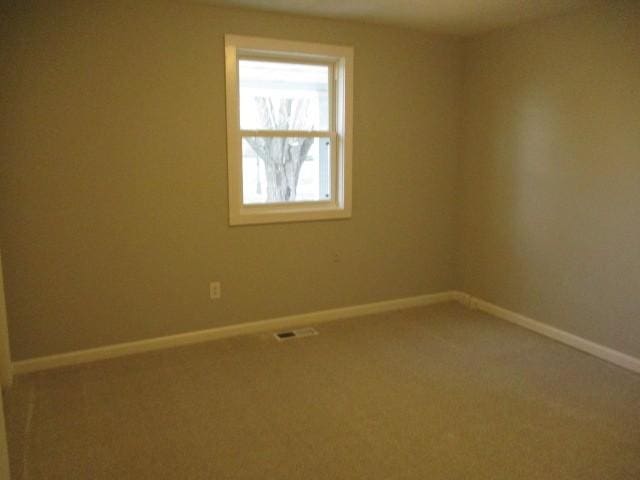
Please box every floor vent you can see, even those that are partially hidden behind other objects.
[274,327,318,341]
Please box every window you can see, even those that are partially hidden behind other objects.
[225,35,353,225]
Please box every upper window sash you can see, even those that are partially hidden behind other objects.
[238,56,334,133]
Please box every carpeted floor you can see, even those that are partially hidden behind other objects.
[3,302,640,479]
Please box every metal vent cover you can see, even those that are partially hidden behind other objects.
[274,327,318,341]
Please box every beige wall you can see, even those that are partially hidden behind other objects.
[459,1,640,357]
[0,1,462,360]
[3,0,637,364]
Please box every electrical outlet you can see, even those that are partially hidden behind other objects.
[210,281,221,299]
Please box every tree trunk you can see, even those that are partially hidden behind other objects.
[245,97,315,202]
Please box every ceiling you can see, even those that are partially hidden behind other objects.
[199,0,596,35]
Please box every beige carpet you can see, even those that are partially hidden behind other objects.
[4,302,640,479]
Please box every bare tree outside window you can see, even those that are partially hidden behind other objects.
[244,98,314,202]
[239,60,330,204]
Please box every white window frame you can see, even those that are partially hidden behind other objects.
[225,35,353,226]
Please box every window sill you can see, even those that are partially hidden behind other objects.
[230,205,352,226]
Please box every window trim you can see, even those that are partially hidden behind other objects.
[224,35,353,226]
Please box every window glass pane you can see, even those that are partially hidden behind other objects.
[242,136,331,204]
[239,60,329,131]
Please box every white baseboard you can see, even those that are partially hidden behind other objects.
[13,290,640,376]
[459,293,640,374]
[13,291,458,375]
